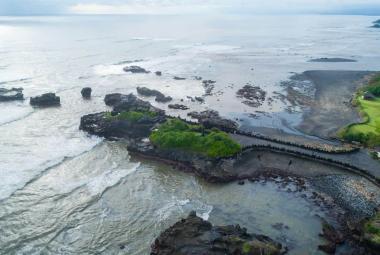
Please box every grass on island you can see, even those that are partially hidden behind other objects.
[339,74,380,147]
[105,110,157,122]
[149,119,241,158]
[364,212,380,246]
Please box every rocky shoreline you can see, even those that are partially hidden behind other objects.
[151,211,286,255]
[79,92,380,254]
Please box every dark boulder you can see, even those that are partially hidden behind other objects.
[173,76,186,80]
[151,211,285,255]
[123,66,150,73]
[188,110,238,132]
[81,87,92,99]
[195,96,204,103]
[168,104,189,110]
[136,87,172,103]
[155,71,162,76]
[155,94,172,103]
[0,87,24,102]
[30,93,60,107]
[372,19,380,28]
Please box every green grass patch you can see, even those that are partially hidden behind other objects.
[149,119,241,158]
[105,110,157,122]
[339,74,380,146]
[364,212,380,246]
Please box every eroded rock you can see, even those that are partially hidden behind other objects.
[81,87,92,99]
[151,211,285,255]
[168,104,189,110]
[123,66,150,73]
[236,84,266,108]
[136,87,172,103]
[0,87,24,102]
[188,110,238,132]
[30,93,60,107]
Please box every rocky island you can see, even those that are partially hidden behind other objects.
[151,211,285,255]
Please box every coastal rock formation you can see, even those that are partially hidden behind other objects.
[136,87,172,103]
[151,211,285,255]
[309,58,357,63]
[372,19,380,28]
[81,94,243,182]
[123,65,150,73]
[168,104,189,110]
[81,87,92,99]
[81,93,165,140]
[30,93,60,107]
[236,85,266,108]
[104,93,164,115]
[0,87,24,102]
[188,110,238,132]
[202,80,216,96]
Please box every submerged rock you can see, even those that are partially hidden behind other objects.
[236,84,266,108]
[372,19,380,28]
[195,96,204,103]
[136,87,172,103]
[173,76,186,80]
[202,80,216,96]
[188,110,238,132]
[309,58,357,63]
[0,87,24,102]
[81,87,92,99]
[30,93,60,107]
[151,211,285,255]
[123,66,150,73]
[168,104,189,110]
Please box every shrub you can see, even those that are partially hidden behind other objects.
[105,110,157,122]
[150,119,241,158]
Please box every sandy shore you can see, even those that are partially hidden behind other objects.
[287,70,378,138]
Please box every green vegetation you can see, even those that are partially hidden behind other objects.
[105,110,157,122]
[149,119,241,158]
[339,74,380,146]
[364,212,380,247]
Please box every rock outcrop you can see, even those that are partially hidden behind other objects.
[81,87,92,99]
[168,104,189,110]
[236,85,266,108]
[123,66,150,73]
[0,87,24,102]
[151,211,285,255]
[30,93,60,107]
[80,94,243,183]
[372,20,380,28]
[188,110,238,132]
[81,93,165,140]
[136,87,172,103]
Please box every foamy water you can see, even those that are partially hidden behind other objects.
[0,14,379,254]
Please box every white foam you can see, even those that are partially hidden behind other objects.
[93,64,125,76]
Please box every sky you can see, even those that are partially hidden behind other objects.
[0,0,380,16]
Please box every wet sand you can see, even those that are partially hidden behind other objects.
[288,70,378,138]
